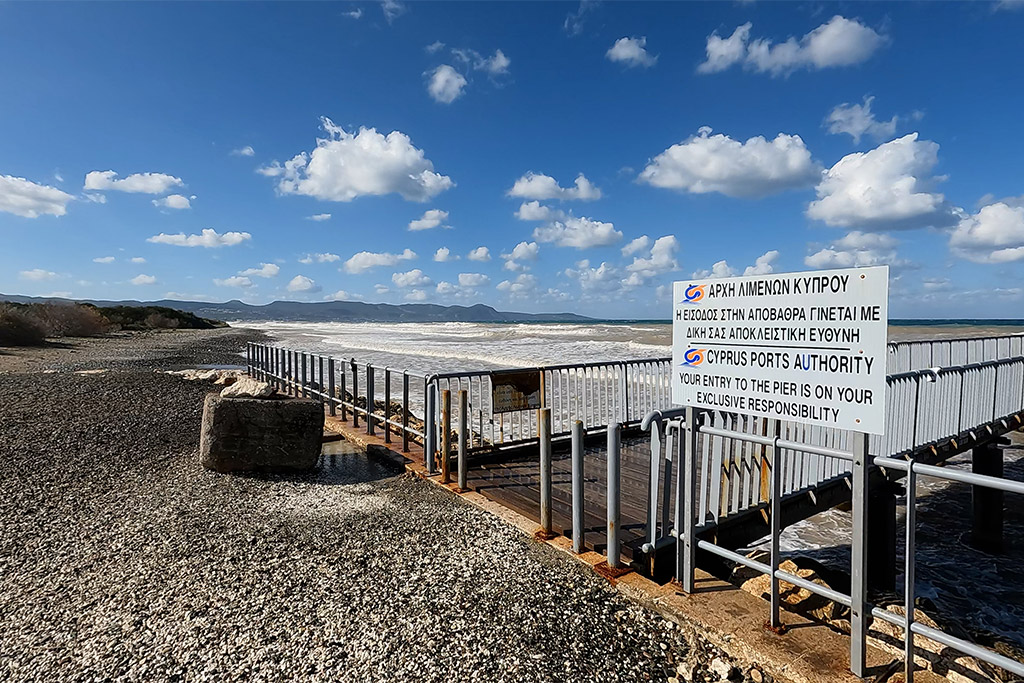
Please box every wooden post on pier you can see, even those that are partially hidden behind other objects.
[441,389,452,484]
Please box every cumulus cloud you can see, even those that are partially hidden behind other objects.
[0,174,74,218]
[152,194,192,210]
[501,241,540,271]
[20,269,58,281]
[497,273,538,298]
[287,275,321,293]
[563,260,620,292]
[825,96,898,144]
[950,202,1024,263]
[298,252,341,264]
[93,256,115,264]
[381,0,405,23]
[324,289,361,301]
[147,228,252,248]
[467,246,491,262]
[622,235,651,256]
[260,118,453,203]
[743,250,780,275]
[639,127,821,198]
[405,289,428,302]
[807,133,958,230]
[606,36,657,68]
[213,275,253,288]
[458,272,490,288]
[392,269,433,288]
[307,213,332,221]
[343,248,416,273]
[534,216,623,249]
[130,257,146,264]
[231,146,255,157]
[433,247,457,262]
[435,281,457,296]
[84,170,184,194]
[130,274,157,285]
[409,209,450,231]
[514,201,567,222]
[508,172,601,201]
[698,16,885,77]
[693,261,738,279]
[804,231,906,269]
[625,235,679,278]
[239,263,280,278]
[427,65,468,104]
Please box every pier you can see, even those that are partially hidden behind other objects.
[246,333,1024,682]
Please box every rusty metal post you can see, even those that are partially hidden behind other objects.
[317,356,325,406]
[327,358,336,417]
[384,368,392,444]
[366,364,375,436]
[350,359,359,428]
[425,384,437,474]
[441,389,452,484]
[607,422,621,568]
[301,353,308,398]
[402,372,410,453]
[339,360,347,421]
[571,420,585,553]
[458,390,468,491]
[539,407,552,534]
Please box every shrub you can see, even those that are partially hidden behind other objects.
[30,303,109,337]
[0,304,47,347]
[144,312,180,329]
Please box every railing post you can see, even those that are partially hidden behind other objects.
[647,418,663,548]
[458,389,469,491]
[905,461,917,683]
[350,359,359,428]
[539,407,552,534]
[768,419,782,630]
[246,343,252,377]
[301,352,308,398]
[384,369,392,444]
[679,408,699,592]
[402,372,410,453]
[572,420,585,554]
[425,384,437,474]
[317,356,325,406]
[327,358,336,416]
[607,422,621,568]
[441,389,452,484]
[850,431,869,678]
[367,364,375,436]
[620,363,629,422]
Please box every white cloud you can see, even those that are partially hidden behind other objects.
[514,201,567,222]
[0,175,74,218]
[625,235,679,278]
[83,193,107,204]
[231,146,255,157]
[950,202,1024,263]
[344,248,416,273]
[374,284,391,294]
[343,8,363,19]
[458,272,490,287]
[693,261,738,279]
[130,257,146,264]
[807,133,957,230]
[606,36,657,68]
[450,47,512,77]
[307,213,332,221]
[433,247,457,262]
[436,281,457,296]
[298,252,341,264]
[287,275,320,293]
[324,289,361,301]
[639,126,821,198]
[533,216,622,249]
[497,273,538,298]
[621,235,651,256]
[564,260,620,292]
[19,269,58,281]
[826,96,898,144]
[698,16,885,77]
[261,117,453,202]
[84,170,184,194]
[805,231,905,269]
[239,263,280,278]
[130,274,157,286]
[427,65,468,104]
[405,289,428,302]
[152,194,192,210]
[147,228,252,248]
[409,208,450,231]
[467,246,491,262]
[426,41,445,53]
[213,275,253,288]
[392,269,433,288]
[743,250,780,276]
[93,256,115,264]
[500,241,540,272]
[381,0,405,23]
[564,0,595,36]
[508,172,601,201]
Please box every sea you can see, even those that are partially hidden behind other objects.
[238,318,1024,648]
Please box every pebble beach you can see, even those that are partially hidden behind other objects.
[0,328,748,683]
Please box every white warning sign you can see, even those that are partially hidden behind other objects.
[671,266,888,434]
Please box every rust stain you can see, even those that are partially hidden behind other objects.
[762,620,789,635]
[594,560,632,583]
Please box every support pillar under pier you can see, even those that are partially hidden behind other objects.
[867,481,898,593]
[971,442,1004,554]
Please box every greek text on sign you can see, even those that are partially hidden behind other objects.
[672,266,888,434]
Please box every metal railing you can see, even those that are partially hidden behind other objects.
[887,333,1024,374]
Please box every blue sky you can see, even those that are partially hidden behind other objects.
[3,1,1024,319]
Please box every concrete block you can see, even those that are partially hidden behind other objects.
[200,394,323,473]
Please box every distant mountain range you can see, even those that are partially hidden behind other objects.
[0,294,593,323]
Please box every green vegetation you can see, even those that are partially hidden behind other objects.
[0,302,226,347]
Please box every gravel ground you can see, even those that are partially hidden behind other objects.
[0,329,758,683]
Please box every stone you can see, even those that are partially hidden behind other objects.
[676,662,695,681]
[199,394,323,473]
[220,376,275,398]
[710,657,733,680]
[749,667,763,683]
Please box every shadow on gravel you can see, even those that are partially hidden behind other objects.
[224,445,403,488]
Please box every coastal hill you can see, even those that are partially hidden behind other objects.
[0,294,593,324]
